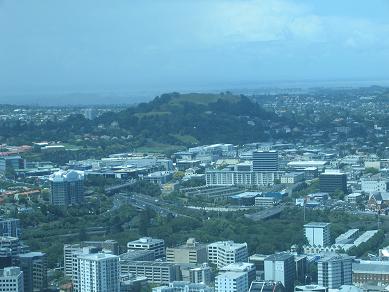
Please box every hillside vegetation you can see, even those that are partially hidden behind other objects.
[0,92,295,157]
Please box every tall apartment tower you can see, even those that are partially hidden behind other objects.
[77,253,120,292]
[252,151,279,172]
[17,252,47,292]
[207,241,248,268]
[0,218,21,238]
[317,254,352,289]
[0,267,24,292]
[215,271,249,292]
[304,222,331,247]
[264,253,296,292]
[49,170,84,206]
[64,240,120,277]
[0,236,22,267]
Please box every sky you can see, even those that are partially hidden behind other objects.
[1,0,389,102]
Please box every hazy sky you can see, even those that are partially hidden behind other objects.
[1,0,389,99]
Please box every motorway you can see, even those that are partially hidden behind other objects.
[115,192,182,217]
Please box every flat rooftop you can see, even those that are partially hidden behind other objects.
[231,192,261,199]
[121,261,178,267]
[265,253,294,261]
[77,253,118,261]
[128,237,164,244]
[304,222,331,228]
[288,161,327,166]
[353,261,389,274]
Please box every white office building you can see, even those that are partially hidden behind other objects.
[318,254,352,289]
[264,253,296,292]
[215,271,248,292]
[361,179,389,193]
[205,170,283,187]
[77,253,120,292]
[153,281,213,292]
[304,222,331,247]
[127,237,165,258]
[0,267,24,292]
[220,262,256,285]
[208,241,248,268]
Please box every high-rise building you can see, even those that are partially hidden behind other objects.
[208,241,248,268]
[252,151,279,172]
[127,237,165,259]
[63,244,100,277]
[153,281,213,292]
[249,254,268,274]
[304,222,331,247]
[0,218,21,238]
[83,108,97,120]
[17,252,47,292]
[0,156,25,175]
[319,171,347,194]
[77,253,120,292]
[264,253,296,292]
[215,271,249,292]
[317,254,352,289]
[166,238,207,264]
[220,263,256,286]
[0,237,21,262]
[189,263,212,285]
[71,247,104,292]
[295,255,308,284]
[0,248,13,269]
[0,267,24,292]
[49,170,84,206]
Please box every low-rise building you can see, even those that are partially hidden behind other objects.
[119,250,155,262]
[346,193,364,204]
[281,172,304,184]
[190,263,212,285]
[361,179,389,193]
[353,260,389,285]
[166,238,207,264]
[208,241,248,268]
[255,196,279,208]
[127,237,165,258]
[120,261,180,285]
[143,171,173,185]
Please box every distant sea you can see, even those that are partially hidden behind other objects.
[1,79,388,106]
